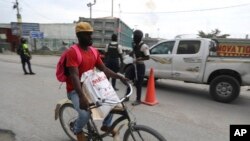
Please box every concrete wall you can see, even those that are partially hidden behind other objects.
[40,23,76,39]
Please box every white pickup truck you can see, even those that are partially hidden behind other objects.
[122,38,250,103]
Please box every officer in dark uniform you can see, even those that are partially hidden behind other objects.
[105,34,123,90]
[125,30,150,105]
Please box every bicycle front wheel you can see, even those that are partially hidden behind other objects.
[123,125,167,141]
[59,103,77,141]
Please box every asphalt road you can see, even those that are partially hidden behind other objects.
[0,54,250,141]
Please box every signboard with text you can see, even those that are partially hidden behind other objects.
[217,44,250,57]
[11,22,40,36]
[30,31,44,39]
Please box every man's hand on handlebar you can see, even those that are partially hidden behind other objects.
[79,96,90,110]
[118,75,129,86]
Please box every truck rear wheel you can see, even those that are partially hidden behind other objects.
[210,75,240,103]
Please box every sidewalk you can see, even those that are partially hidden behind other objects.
[0,53,59,69]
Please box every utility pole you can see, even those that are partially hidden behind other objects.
[87,0,96,19]
[13,0,22,37]
[118,3,121,44]
[111,0,113,17]
[157,28,160,38]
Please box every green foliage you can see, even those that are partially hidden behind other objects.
[198,29,230,38]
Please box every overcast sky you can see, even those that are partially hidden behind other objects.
[1,0,250,39]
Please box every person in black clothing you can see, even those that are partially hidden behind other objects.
[125,30,150,106]
[104,34,123,91]
[18,38,35,75]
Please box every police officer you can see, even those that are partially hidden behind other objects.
[105,34,123,91]
[19,38,35,75]
[126,30,150,106]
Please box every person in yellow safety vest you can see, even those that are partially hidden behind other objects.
[19,38,35,75]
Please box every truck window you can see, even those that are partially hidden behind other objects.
[209,40,218,56]
[150,41,175,54]
[177,40,201,54]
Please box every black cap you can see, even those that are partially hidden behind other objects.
[133,30,143,38]
[111,34,117,41]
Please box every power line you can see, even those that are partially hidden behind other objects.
[93,2,250,15]
[0,1,12,11]
[20,0,55,22]
[0,0,11,3]
[153,3,250,14]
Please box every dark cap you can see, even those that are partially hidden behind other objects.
[111,34,117,41]
[133,30,143,37]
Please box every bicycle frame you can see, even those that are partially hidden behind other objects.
[85,101,134,140]
[107,103,143,141]
[56,82,167,141]
[55,83,134,139]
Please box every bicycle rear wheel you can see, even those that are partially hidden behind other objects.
[123,125,167,141]
[59,103,77,141]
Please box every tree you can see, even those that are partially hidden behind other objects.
[198,29,230,38]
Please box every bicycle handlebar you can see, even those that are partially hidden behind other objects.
[101,82,133,104]
[89,82,133,108]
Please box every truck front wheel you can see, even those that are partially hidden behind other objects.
[210,75,240,103]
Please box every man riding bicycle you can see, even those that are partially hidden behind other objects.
[65,22,128,141]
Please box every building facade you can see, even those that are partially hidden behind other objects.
[78,17,133,50]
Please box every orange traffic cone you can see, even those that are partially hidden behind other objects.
[142,68,158,106]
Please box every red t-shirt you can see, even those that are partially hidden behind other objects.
[65,46,103,93]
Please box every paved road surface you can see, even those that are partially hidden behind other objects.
[0,54,250,141]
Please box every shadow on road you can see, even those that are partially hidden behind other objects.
[0,129,15,141]
[155,80,211,100]
[142,79,250,106]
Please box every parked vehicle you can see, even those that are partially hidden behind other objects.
[122,38,250,103]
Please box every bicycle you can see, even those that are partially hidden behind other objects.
[55,82,167,141]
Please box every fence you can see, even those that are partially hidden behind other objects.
[29,38,77,52]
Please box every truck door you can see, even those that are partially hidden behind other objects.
[145,41,175,79]
[172,40,204,82]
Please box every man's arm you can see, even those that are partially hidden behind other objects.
[96,63,128,84]
[118,45,124,64]
[104,43,109,57]
[23,44,32,58]
[135,56,149,62]
[136,44,150,62]
[119,54,123,64]
[68,67,89,109]
[26,49,32,58]
[128,50,134,57]
[96,63,121,79]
